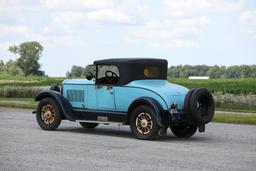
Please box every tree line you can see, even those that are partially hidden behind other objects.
[168,65,256,78]
[0,41,45,77]
[67,64,256,78]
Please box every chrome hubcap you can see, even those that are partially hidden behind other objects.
[136,112,153,135]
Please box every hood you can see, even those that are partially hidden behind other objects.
[127,80,189,109]
[62,79,95,85]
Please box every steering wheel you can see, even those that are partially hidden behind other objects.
[105,70,118,83]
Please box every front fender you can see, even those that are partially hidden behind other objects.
[128,97,169,128]
[35,91,75,121]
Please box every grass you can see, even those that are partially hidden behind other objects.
[0,97,34,101]
[0,98,37,109]
[213,113,256,125]
[0,102,37,109]
[216,108,256,113]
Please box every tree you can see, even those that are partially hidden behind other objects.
[225,66,241,78]
[66,65,95,78]
[8,41,44,76]
[0,60,4,72]
[69,65,84,77]
[8,45,18,55]
[4,60,24,76]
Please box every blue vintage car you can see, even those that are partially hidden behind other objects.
[35,58,214,140]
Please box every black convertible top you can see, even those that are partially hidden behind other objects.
[94,58,168,85]
[94,58,167,65]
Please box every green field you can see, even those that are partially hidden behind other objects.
[213,113,256,125]
[1,76,255,94]
[0,76,255,113]
[0,75,64,87]
[169,78,256,95]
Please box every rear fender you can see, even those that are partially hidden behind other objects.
[128,97,168,128]
[35,91,75,121]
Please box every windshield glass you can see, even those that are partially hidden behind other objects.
[98,65,119,79]
[97,65,120,84]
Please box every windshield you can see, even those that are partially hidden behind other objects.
[97,65,120,84]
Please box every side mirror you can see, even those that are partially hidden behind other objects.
[86,72,94,80]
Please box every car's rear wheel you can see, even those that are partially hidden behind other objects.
[170,124,197,138]
[79,122,99,129]
[36,98,62,130]
[130,105,159,140]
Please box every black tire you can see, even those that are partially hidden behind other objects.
[189,88,215,124]
[184,88,196,115]
[184,88,215,124]
[170,124,197,138]
[79,122,99,129]
[130,105,159,140]
[36,98,62,130]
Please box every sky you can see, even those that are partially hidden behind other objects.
[0,0,255,76]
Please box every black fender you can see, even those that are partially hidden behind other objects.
[35,91,75,121]
[128,97,168,128]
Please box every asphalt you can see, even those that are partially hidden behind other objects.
[0,107,256,171]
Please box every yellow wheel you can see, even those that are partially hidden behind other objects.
[136,112,153,135]
[36,98,62,130]
[130,105,159,140]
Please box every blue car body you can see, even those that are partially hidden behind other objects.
[62,79,189,112]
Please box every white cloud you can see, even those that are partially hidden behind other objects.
[148,40,199,49]
[0,0,41,11]
[240,10,256,38]
[41,0,113,10]
[0,23,84,49]
[86,9,133,24]
[43,11,86,34]
[134,27,199,39]
[42,0,143,34]
[175,16,209,27]
[131,16,209,40]
[0,25,29,36]
[165,0,245,16]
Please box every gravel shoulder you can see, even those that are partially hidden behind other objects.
[0,107,256,171]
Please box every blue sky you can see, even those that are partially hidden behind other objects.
[0,0,255,76]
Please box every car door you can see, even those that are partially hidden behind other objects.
[96,85,115,110]
[94,65,119,110]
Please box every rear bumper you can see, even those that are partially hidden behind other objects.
[163,110,192,125]
[163,110,206,132]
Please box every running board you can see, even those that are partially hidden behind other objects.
[76,120,124,125]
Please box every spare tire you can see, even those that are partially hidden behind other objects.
[184,88,215,124]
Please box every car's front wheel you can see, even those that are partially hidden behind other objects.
[130,105,159,140]
[79,122,99,129]
[36,98,62,130]
[170,124,197,138]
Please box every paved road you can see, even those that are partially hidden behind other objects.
[0,108,256,171]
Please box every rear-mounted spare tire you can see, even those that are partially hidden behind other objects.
[184,88,215,124]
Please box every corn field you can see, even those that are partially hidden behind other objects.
[169,78,256,95]
[0,77,256,98]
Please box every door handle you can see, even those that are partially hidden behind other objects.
[96,85,103,89]
[107,86,112,90]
